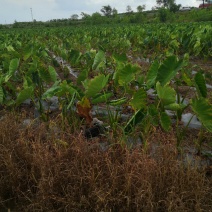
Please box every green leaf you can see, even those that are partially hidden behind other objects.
[7,45,15,52]
[160,112,171,131]
[77,69,88,85]
[156,56,184,86]
[108,97,127,106]
[124,109,145,134]
[39,68,51,83]
[148,105,159,126]
[117,64,136,86]
[146,60,159,88]
[69,49,81,65]
[182,72,192,86]
[191,98,212,132]
[16,87,34,106]
[194,72,207,98]
[156,82,176,106]
[92,50,105,70]
[48,66,57,82]
[129,88,146,111]
[91,92,113,104]
[112,52,128,63]
[0,86,4,104]
[84,74,109,98]
[164,103,186,111]
[42,81,61,99]
[9,58,19,76]
[23,46,33,61]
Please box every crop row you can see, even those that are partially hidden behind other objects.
[0,23,212,152]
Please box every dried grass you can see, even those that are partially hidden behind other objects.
[0,113,211,211]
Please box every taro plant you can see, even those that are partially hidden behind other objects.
[0,58,20,107]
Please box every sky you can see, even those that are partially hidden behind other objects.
[0,0,200,24]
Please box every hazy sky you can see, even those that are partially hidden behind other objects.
[0,0,200,24]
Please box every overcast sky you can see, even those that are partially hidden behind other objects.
[0,0,200,24]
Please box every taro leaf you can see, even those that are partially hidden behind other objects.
[129,88,146,111]
[156,82,176,106]
[39,67,52,83]
[92,92,113,104]
[146,60,159,88]
[108,97,127,106]
[182,72,192,86]
[194,72,207,98]
[112,52,128,63]
[76,97,92,124]
[48,66,57,82]
[124,109,145,134]
[16,87,34,106]
[160,112,171,131]
[148,105,159,126]
[7,45,15,52]
[5,58,19,82]
[92,50,105,71]
[0,86,4,104]
[164,103,187,111]
[156,56,184,86]
[57,80,77,97]
[69,49,81,65]
[41,50,49,58]
[191,98,212,132]
[117,64,138,86]
[77,69,88,85]
[23,46,33,61]
[85,74,109,98]
[42,81,61,99]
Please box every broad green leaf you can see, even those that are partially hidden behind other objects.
[48,66,57,82]
[23,46,33,61]
[0,86,4,104]
[108,97,127,106]
[7,45,15,52]
[124,109,145,134]
[69,49,81,65]
[182,72,192,86]
[129,88,146,111]
[92,50,105,70]
[57,81,76,97]
[39,68,51,83]
[148,105,159,126]
[42,81,61,99]
[194,72,207,98]
[164,103,186,111]
[85,74,109,98]
[156,82,176,106]
[191,98,212,132]
[77,69,88,85]
[117,64,137,86]
[92,92,113,104]
[156,56,184,86]
[112,52,128,63]
[160,112,171,131]
[16,87,34,106]
[9,58,19,76]
[146,60,159,88]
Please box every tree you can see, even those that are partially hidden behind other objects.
[126,5,133,13]
[70,14,79,20]
[81,12,90,20]
[156,0,181,12]
[101,5,112,17]
[91,12,103,24]
[112,8,118,16]
[137,5,146,12]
